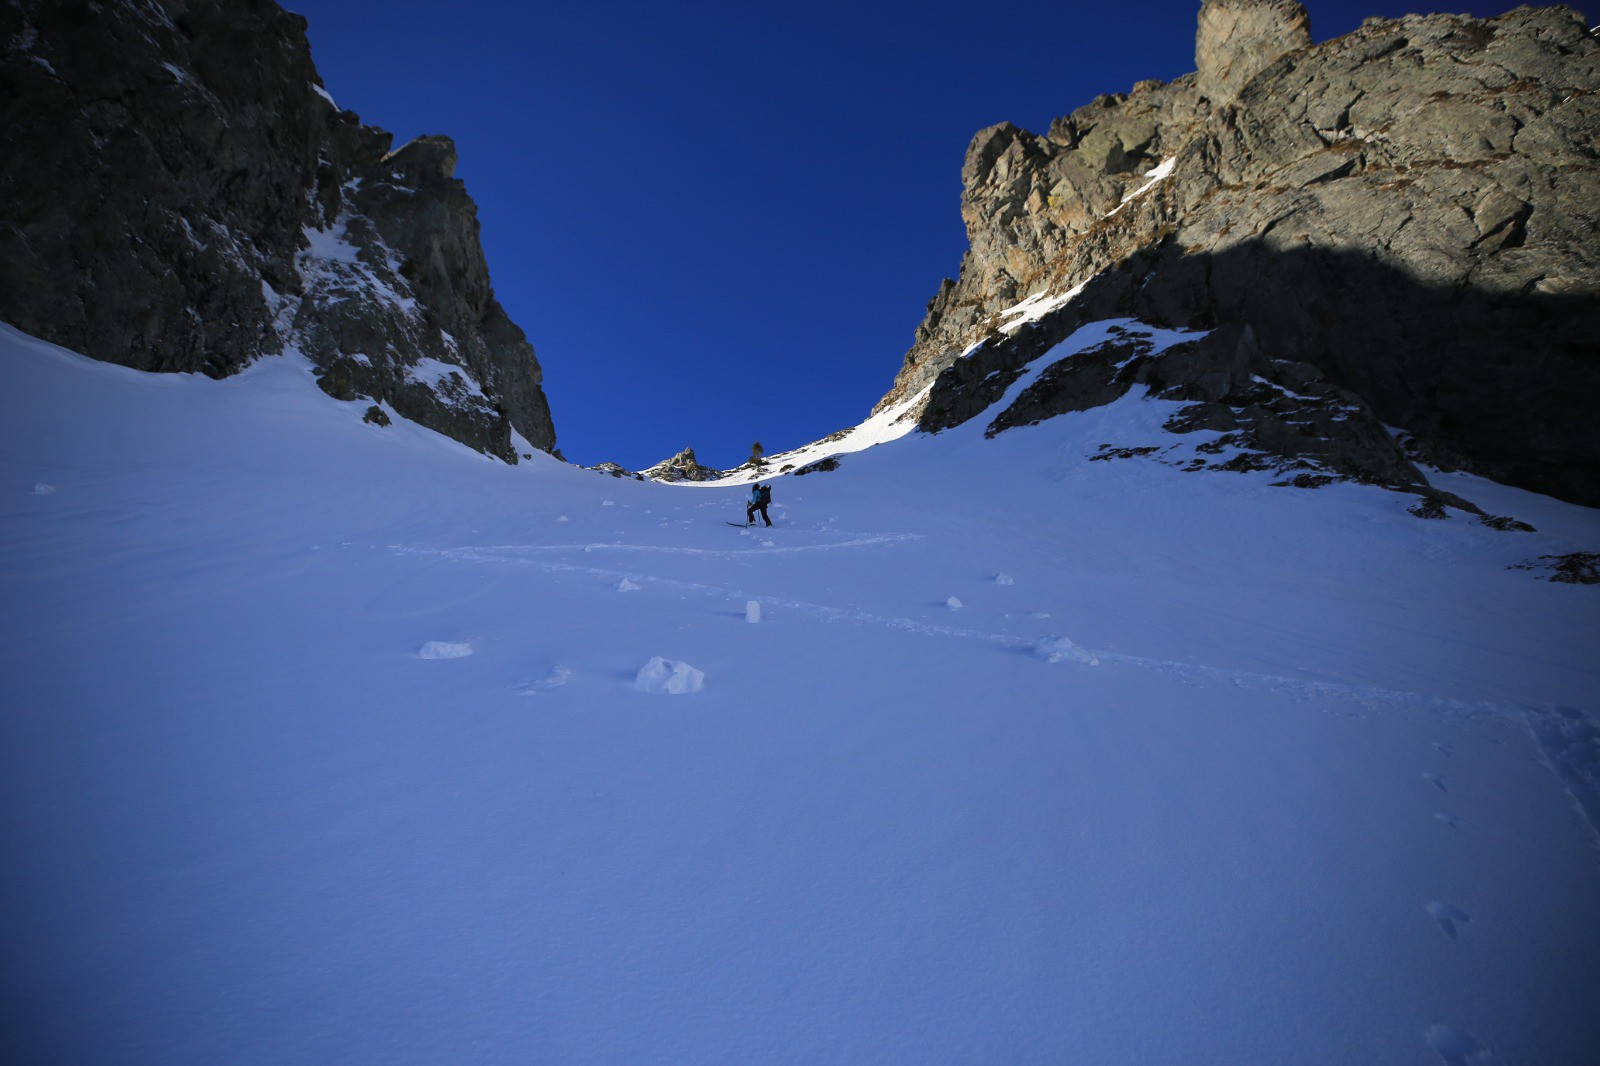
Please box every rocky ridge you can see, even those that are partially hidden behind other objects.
[0,0,555,462]
[884,1,1600,509]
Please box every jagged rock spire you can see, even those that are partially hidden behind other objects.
[642,446,724,482]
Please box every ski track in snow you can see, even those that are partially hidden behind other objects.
[390,541,1574,729]
[390,537,1598,821]
[439,531,923,557]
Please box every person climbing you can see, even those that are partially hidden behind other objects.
[746,481,773,527]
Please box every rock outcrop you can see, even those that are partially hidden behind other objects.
[885,1,1600,508]
[642,447,724,482]
[1196,0,1312,103]
[0,0,555,462]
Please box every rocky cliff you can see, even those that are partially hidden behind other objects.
[885,1,1599,509]
[0,0,555,462]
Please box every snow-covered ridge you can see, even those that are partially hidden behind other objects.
[677,381,935,486]
[989,317,1201,422]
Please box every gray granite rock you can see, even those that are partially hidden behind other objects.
[884,3,1600,507]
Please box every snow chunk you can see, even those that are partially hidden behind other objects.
[417,640,473,660]
[994,572,1014,586]
[1033,636,1100,666]
[746,600,762,623]
[946,596,964,610]
[616,577,642,592]
[634,656,705,695]
[32,483,55,495]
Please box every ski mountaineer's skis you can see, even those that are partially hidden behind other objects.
[725,521,775,528]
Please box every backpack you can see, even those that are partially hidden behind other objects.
[757,485,772,506]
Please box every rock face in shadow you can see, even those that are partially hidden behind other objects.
[0,0,555,461]
[885,1,1600,507]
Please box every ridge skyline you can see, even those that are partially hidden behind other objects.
[286,0,1517,471]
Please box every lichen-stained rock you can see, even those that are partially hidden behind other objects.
[0,0,556,462]
[881,3,1600,507]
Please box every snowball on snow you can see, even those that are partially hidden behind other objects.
[634,656,705,694]
[994,572,1015,585]
[417,641,473,660]
[746,601,762,623]
[617,578,642,592]
[946,596,963,610]
[32,483,56,495]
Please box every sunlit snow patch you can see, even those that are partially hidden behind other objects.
[997,278,1093,336]
[698,381,936,486]
[1106,157,1177,218]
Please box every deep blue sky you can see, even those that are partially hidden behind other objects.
[287,0,1519,470]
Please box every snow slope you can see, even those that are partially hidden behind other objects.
[2,322,1598,1064]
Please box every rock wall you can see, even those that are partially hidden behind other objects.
[0,0,555,461]
[886,2,1600,507]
